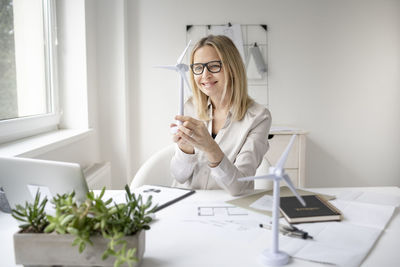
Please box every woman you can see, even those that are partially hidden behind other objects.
[170,35,271,196]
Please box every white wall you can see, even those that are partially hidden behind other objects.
[126,0,400,187]
[34,0,101,168]
[93,0,132,188]
[36,0,399,189]
[36,0,132,189]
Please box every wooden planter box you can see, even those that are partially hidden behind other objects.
[13,230,145,267]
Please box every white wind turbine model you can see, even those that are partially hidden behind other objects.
[155,40,192,134]
[239,134,306,266]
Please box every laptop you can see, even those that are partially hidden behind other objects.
[0,156,89,210]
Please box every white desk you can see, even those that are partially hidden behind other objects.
[1,187,399,267]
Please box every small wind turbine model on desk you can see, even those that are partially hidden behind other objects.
[239,134,306,266]
[154,40,192,134]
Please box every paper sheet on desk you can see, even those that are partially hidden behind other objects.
[336,191,400,207]
[249,194,273,211]
[279,199,395,267]
[171,201,270,232]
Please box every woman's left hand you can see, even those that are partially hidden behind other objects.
[175,115,224,164]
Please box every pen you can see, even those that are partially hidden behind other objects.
[259,223,313,240]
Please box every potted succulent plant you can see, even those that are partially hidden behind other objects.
[11,185,155,267]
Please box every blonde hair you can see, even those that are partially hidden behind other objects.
[190,35,252,121]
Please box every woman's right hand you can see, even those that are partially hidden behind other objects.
[170,123,194,154]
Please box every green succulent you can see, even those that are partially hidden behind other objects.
[12,185,156,267]
[12,190,49,233]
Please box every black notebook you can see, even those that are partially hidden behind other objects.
[280,195,342,224]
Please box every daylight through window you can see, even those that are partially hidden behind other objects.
[0,0,58,143]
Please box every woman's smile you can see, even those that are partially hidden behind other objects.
[201,80,218,88]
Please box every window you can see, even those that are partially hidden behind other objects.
[0,0,59,144]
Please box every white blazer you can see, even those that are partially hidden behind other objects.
[171,98,271,196]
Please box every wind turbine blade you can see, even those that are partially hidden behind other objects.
[276,134,297,171]
[154,65,177,71]
[282,174,306,206]
[177,40,192,64]
[238,174,276,181]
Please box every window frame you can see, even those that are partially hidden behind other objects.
[0,0,60,145]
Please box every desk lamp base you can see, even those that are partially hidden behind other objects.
[260,249,289,266]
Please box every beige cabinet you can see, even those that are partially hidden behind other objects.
[255,128,307,189]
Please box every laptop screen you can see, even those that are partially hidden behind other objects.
[0,157,89,210]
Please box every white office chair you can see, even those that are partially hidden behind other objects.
[130,144,176,189]
[130,144,272,190]
[254,157,273,190]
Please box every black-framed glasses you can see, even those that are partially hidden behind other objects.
[190,60,223,75]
